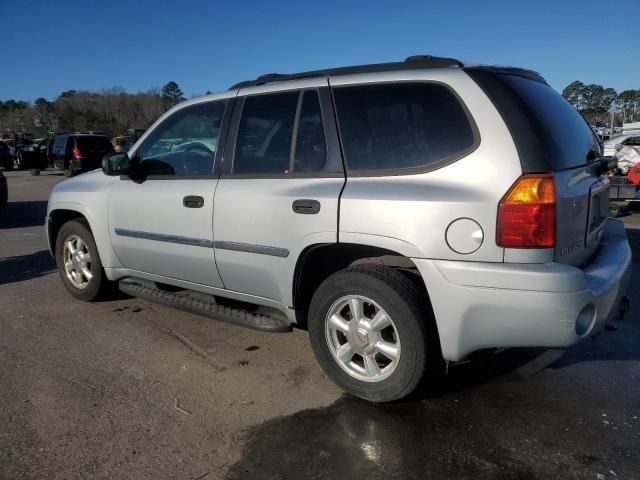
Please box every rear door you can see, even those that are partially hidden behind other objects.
[212,80,344,305]
[467,69,607,266]
[76,136,114,170]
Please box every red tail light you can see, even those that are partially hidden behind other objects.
[73,148,81,159]
[497,174,556,248]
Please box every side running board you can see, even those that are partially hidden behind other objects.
[118,278,292,333]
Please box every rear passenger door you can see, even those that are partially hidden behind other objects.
[213,80,344,306]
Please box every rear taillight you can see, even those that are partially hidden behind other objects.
[497,174,556,248]
[73,148,81,159]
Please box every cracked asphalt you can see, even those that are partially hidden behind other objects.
[1,170,639,480]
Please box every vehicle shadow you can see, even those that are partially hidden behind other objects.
[0,201,48,229]
[0,249,56,285]
[227,223,640,480]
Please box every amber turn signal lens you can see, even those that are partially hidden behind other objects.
[497,174,556,248]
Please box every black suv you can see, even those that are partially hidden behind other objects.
[52,134,114,177]
[0,141,13,170]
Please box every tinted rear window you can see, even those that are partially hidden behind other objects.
[333,83,476,172]
[467,69,600,171]
[75,136,113,151]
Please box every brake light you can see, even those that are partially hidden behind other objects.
[73,148,81,159]
[497,174,556,248]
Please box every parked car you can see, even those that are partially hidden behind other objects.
[603,133,640,157]
[52,134,115,177]
[0,170,7,206]
[46,56,631,402]
[0,141,12,170]
[14,142,49,170]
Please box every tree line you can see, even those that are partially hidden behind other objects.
[2,78,639,138]
[561,81,640,125]
[0,81,186,138]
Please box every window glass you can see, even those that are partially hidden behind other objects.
[293,91,327,172]
[54,136,66,153]
[234,91,298,174]
[333,83,475,171]
[138,100,226,176]
[496,74,600,170]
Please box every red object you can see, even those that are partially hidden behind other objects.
[73,148,81,159]
[628,166,640,185]
[497,174,556,248]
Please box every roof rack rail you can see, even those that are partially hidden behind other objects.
[229,55,463,90]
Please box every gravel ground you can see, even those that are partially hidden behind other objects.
[1,170,638,480]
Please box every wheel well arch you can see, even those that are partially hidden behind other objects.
[292,243,431,327]
[47,209,90,254]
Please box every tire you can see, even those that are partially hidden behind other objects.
[55,219,113,301]
[308,264,439,402]
[64,161,74,177]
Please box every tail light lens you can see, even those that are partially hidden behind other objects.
[497,174,556,248]
[73,148,81,159]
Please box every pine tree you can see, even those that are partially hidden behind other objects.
[161,81,185,110]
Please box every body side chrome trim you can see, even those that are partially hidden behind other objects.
[113,228,289,258]
[214,240,290,258]
[114,228,213,248]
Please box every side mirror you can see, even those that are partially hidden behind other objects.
[102,152,130,176]
[615,143,623,152]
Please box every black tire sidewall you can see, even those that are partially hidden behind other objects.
[308,267,428,402]
[55,219,104,301]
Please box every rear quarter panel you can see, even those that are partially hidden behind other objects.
[335,69,521,262]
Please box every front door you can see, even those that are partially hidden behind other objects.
[213,83,345,305]
[108,98,230,287]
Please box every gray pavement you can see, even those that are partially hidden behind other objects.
[1,170,639,480]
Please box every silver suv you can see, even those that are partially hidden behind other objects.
[46,56,631,402]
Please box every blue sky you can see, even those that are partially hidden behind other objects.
[1,0,638,102]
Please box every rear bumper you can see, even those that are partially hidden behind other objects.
[71,158,100,172]
[414,218,631,361]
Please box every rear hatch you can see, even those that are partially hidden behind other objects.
[467,67,608,267]
[75,136,114,165]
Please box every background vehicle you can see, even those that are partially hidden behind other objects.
[603,133,640,158]
[14,142,49,170]
[0,141,12,170]
[52,134,114,177]
[46,56,631,402]
[0,170,7,206]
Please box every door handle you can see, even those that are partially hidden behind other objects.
[183,195,204,208]
[292,199,321,214]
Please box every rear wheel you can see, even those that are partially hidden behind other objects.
[64,161,74,177]
[55,219,113,301]
[308,265,439,402]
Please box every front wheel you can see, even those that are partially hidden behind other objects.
[55,219,113,301]
[308,265,439,402]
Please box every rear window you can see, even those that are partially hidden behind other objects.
[75,136,113,151]
[467,69,600,171]
[333,82,476,172]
